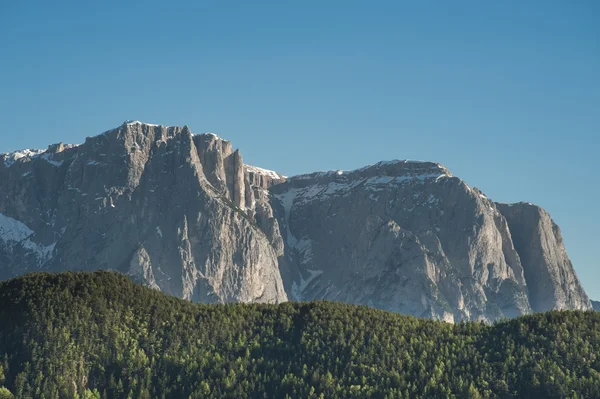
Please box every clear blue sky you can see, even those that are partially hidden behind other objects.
[1,1,599,299]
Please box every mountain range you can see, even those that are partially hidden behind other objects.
[0,121,592,322]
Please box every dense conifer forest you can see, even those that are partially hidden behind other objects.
[0,271,598,398]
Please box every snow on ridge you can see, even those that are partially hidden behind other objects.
[275,172,451,212]
[2,149,46,168]
[290,159,449,181]
[2,141,81,169]
[245,165,284,180]
[200,132,223,140]
[496,201,535,208]
[123,123,225,140]
[1,148,68,168]
[376,159,428,166]
[357,159,447,173]
[125,120,162,127]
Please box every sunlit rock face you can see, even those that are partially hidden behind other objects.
[0,121,591,321]
[0,122,286,304]
[267,162,533,322]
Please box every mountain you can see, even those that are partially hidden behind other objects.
[0,121,591,321]
[0,271,598,399]
[593,300,600,311]
[0,122,286,304]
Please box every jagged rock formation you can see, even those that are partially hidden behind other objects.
[495,203,590,312]
[269,163,528,322]
[0,122,286,304]
[0,121,591,321]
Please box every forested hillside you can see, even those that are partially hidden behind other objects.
[0,272,598,399]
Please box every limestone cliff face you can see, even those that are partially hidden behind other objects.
[0,122,591,321]
[496,202,591,312]
[263,161,590,321]
[267,161,533,322]
[0,122,286,304]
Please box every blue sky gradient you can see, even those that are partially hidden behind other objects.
[1,1,599,298]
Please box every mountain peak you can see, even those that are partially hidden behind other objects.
[123,120,163,127]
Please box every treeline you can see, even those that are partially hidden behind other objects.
[0,271,598,398]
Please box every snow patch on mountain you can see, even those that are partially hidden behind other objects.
[291,159,450,181]
[0,213,56,265]
[276,172,449,210]
[201,132,222,140]
[245,165,284,180]
[0,213,34,241]
[2,149,46,168]
[2,147,72,168]
[126,120,162,127]
[40,153,63,167]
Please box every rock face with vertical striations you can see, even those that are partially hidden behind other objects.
[0,122,286,304]
[267,162,534,322]
[0,122,592,321]
[496,202,591,312]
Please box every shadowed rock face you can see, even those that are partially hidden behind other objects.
[0,122,591,321]
[496,203,591,312]
[592,300,600,312]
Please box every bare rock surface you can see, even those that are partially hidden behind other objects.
[0,122,286,304]
[496,202,591,312]
[0,122,591,320]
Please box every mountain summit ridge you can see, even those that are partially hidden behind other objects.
[0,121,591,321]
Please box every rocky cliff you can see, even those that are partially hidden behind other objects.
[495,202,590,312]
[0,122,591,320]
[268,162,526,322]
[0,122,286,304]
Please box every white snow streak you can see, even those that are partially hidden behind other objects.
[245,164,284,180]
[0,213,55,265]
[126,120,162,127]
[2,149,45,168]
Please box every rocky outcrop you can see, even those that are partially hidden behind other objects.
[267,161,534,322]
[592,300,600,312]
[495,202,591,312]
[0,121,286,304]
[0,122,591,321]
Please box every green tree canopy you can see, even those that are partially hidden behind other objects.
[0,271,598,398]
